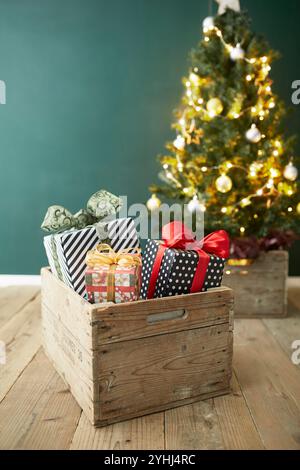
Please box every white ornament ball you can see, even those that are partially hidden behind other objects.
[246,124,262,144]
[147,194,161,211]
[202,16,215,31]
[188,196,206,213]
[216,174,233,194]
[230,43,245,61]
[284,162,298,182]
[173,135,185,151]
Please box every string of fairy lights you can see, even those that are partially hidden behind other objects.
[147,15,300,228]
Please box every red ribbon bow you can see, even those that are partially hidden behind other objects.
[146,221,230,299]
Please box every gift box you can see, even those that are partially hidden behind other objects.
[141,222,230,300]
[85,244,142,304]
[41,190,140,297]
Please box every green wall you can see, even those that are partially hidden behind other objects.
[0,0,299,274]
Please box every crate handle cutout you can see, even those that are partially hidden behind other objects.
[147,309,188,324]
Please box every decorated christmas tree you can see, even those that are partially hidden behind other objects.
[148,2,300,257]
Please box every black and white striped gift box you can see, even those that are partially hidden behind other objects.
[44,218,140,297]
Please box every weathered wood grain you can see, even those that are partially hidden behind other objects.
[0,349,81,450]
[92,287,233,346]
[0,286,39,329]
[42,269,233,427]
[0,294,41,403]
[234,319,300,450]
[165,399,224,450]
[224,251,288,318]
[70,412,164,450]
[41,268,94,351]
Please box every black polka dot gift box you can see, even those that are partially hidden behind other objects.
[141,222,230,300]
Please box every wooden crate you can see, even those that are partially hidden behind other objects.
[223,251,288,318]
[41,267,234,427]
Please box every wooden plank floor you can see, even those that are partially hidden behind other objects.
[0,279,300,450]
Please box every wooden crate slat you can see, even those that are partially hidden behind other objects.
[224,251,288,318]
[92,288,233,346]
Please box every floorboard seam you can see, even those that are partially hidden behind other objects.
[233,368,266,450]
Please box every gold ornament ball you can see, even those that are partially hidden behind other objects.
[297,202,300,215]
[216,174,233,193]
[207,98,223,116]
[147,194,161,211]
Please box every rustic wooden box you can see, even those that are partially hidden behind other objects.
[223,251,288,318]
[41,267,234,427]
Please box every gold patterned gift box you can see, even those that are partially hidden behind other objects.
[85,244,142,304]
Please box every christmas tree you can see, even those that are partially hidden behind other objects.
[148,6,300,257]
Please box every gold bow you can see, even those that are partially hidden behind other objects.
[86,244,142,269]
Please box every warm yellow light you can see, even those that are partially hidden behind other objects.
[186,81,191,87]
[163,163,169,170]
[266,65,271,72]
[196,106,201,112]
[273,150,279,157]
[189,72,200,85]
[198,98,204,104]
[194,67,199,73]
[256,189,264,196]
[177,162,184,172]
[183,188,189,194]
[259,111,265,117]
[250,171,257,178]
[266,86,272,92]
[225,161,233,169]
[250,58,256,64]
[233,113,240,119]
[204,36,210,42]
[266,179,274,189]
[179,118,185,126]
[186,89,192,97]
[241,198,251,207]
[246,74,253,81]
[225,270,231,275]
[261,56,268,63]
[166,172,172,179]
[240,227,246,234]
[270,168,280,178]
[221,207,228,214]
[259,116,264,121]
[209,111,216,118]
[251,107,257,114]
[216,30,222,37]
[258,150,263,156]
[253,214,259,219]
[201,166,208,172]
[269,101,275,109]
[288,207,293,212]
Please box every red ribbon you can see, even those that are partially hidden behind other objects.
[146,222,230,299]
